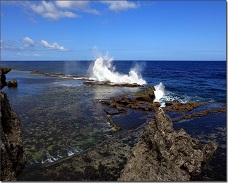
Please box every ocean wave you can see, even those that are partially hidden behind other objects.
[89,50,146,85]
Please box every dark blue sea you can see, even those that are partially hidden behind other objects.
[1,61,226,180]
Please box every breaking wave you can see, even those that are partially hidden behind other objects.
[89,52,146,85]
[153,82,208,106]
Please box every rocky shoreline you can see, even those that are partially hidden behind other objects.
[1,67,226,181]
[1,90,27,181]
[18,108,218,181]
[98,85,226,125]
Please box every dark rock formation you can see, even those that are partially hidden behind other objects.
[7,79,18,88]
[1,68,11,89]
[164,101,203,112]
[1,91,27,181]
[1,67,18,88]
[118,108,217,181]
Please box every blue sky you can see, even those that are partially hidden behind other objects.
[0,1,226,61]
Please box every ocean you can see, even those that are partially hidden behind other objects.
[1,60,226,180]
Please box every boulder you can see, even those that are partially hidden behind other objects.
[7,79,18,88]
[118,108,217,181]
[1,91,27,181]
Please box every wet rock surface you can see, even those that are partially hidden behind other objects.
[118,108,217,181]
[1,91,27,181]
[99,86,226,122]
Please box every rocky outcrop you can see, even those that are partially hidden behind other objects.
[1,91,27,181]
[1,67,18,88]
[7,79,18,88]
[164,101,203,112]
[118,108,217,181]
[1,68,11,89]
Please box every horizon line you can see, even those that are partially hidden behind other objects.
[1,60,226,62]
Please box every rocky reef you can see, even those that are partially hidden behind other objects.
[99,85,226,122]
[118,108,217,181]
[18,108,218,181]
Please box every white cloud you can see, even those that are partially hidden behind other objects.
[55,1,99,14]
[103,1,140,12]
[40,40,67,51]
[29,1,78,20]
[23,37,34,47]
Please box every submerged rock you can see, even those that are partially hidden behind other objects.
[118,108,217,181]
[1,91,27,181]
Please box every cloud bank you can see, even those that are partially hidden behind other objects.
[22,0,140,20]
[29,1,78,20]
[1,37,68,51]
[103,1,140,12]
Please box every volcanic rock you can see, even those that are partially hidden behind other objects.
[7,79,18,88]
[1,68,11,89]
[118,108,217,181]
[1,91,27,181]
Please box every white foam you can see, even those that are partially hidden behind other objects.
[154,82,165,103]
[90,55,146,85]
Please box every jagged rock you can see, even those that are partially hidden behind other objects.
[1,68,11,89]
[2,68,11,75]
[118,108,217,181]
[1,91,27,181]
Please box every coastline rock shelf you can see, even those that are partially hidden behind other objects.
[1,67,226,181]
[18,108,217,181]
[98,85,226,122]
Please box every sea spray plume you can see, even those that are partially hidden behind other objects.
[154,82,166,107]
[89,51,147,85]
